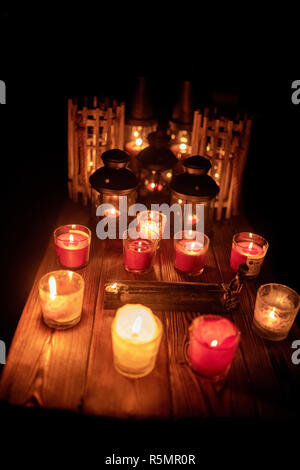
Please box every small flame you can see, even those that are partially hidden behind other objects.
[178,199,183,204]
[210,339,218,347]
[136,138,143,147]
[133,131,139,138]
[70,234,74,243]
[49,276,56,300]
[248,241,253,250]
[269,307,276,320]
[132,315,142,335]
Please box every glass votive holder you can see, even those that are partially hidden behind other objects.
[54,224,91,269]
[123,228,158,273]
[174,230,210,276]
[188,315,241,382]
[253,283,300,340]
[230,232,269,277]
[111,304,163,378]
[136,210,167,248]
[39,270,85,329]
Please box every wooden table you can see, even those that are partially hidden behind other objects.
[1,199,300,420]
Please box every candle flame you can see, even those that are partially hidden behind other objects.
[210,339,218,347]
[179,143,187,151]
[132,315,142,335]
[136,138,143,147]
[248,241,253,250]
[70,234,74,242]
[49,276,56,300]
[269,307,276,320]
[133,131,139,138]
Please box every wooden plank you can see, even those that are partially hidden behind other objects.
[158,234,258,419]
[82,238,172,419]
[212,216,300,418]
[0,200,103,411]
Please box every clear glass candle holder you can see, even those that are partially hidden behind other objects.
[123,228,158,273]
[174,230,210,276]
[188,315,241,382]
[230,232,268,277]
[39,270,85,329]
[136,210,167,248]
[54,224,91,269]
[253,283,300,340]
[111,304,163,378]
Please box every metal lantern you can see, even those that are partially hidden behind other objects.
[89,149,138,221]
[170,155,219,235]
[124,77,157,170]
[136,129,178,206]
[169,81,193,161]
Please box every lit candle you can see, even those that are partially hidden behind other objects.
[123,237,157,273]
[54,224,91,269]
[39,270,85,329]
[253,283,300,340]
[188,315,240,381]
[174,231,210,276]
[230,232,269,277]
[104,207,120,218]
[111,304,163,378]
[137,210,167,241]
[125,138,147,157]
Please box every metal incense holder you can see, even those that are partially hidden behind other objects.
[104,264,248,313]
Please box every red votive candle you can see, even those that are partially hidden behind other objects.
[188,315,240,381]
[123,230,158,273]
[54,224,91,269]
[230,232,269,277]
[174,231,210,276]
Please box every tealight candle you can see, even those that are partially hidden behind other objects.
[123,229,158,273]
[111,304,163,378]
[230,232,268,277]
[39,270,85,329]
[54,224,91,269]
[188,315,240,381]
[174,231,210,275]
[125,138,147,158]
[253,283,300,340]
[137,210,167,245]
[104,207,120,218]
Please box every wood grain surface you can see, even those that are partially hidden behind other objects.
[1,199,299,420]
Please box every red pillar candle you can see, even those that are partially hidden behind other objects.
[123,232,158,273]
[174,231,210,276]
[188,315,240,381]
[230,232,269,277]
[54,225,91,269]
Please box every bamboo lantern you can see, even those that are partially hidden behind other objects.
[191,108,253,220]
[68,96,125,205]
[124,77,158,172]
[169,80,193,162]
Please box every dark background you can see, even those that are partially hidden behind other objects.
[0,10,299,464]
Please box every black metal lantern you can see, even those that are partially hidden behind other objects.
[170,156,219,235]
[136,129,178,206]
[89,149,138,221]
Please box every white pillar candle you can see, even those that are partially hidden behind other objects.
[111,304,163,378]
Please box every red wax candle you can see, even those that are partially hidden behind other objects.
[175,240,206,275]
[230,233,268,277]
[123,238,156,273]
[188,315,240,380]
[55,227,91,269]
